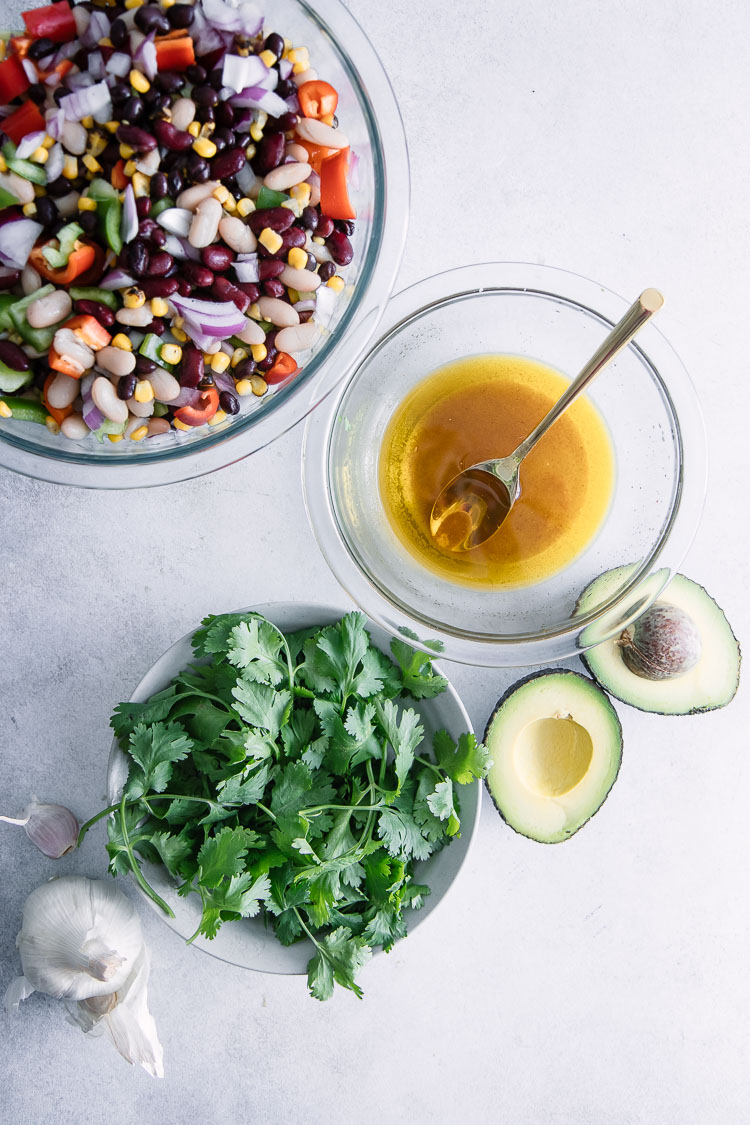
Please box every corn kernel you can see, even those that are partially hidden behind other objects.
[134,379,154,403]
[0,155,7,173]
[259,227,283,254]
[287,246,307,271]
[287,287,300,304]
[281,198,302,218]
[123,159,137,177]
[171,326,188,343]
[327,275,346,293]
[132,171,150,197]
[235,378,253,396]
[222,194,236,212]
[208,410,227,426]
[0,401,12,418]
[129,69,150,93]
[150,297,169,318]
[62,156,78,180]
[82,154,102,174]
[160,344,182,365]
[212,185,230,205]
[119,143,135,160]
[173,418,192,431]
[249,122,264,143]
[41,134,55,149]
[81,116,94,130]
[111,333,132,351]
[192,137,217,159]
[129,424,148,442]
[244,143,256,159]
[104,120,119,134]
[161,0,177,7]
[250,343,267,362]
[258,49,276,67]
[31,146,49,164]
[98,37,113,48]
[22,202,37,217]
[236,197,255,217]
[88,133,107,157]
[108,432,124,442]
[200,122,216,139]
[292,61,308,75]
[123,287,145,309]
[312,235,325,244]
[231,347,248,367]
[210,351,231,374]
[283,38,292,52]
[172,315,184,329]
[288,46,309,66]
[124,0,143,8]
[248,302,261,320]
[250,374,268,396]
[187,121,201,138]
[290,182,311,207]
[78,196,98,212]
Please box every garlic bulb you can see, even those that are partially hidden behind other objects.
[0,799,79,858]
[5,876,163,1077]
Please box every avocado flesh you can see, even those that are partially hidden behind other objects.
[485,670,623,844]
[579,569,740,715]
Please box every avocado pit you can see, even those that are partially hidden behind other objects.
[618,602,702,680]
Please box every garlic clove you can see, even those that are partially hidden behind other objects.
[0,799,79,858]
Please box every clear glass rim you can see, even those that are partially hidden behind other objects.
[0,0,410,490]
[303,262,708,667]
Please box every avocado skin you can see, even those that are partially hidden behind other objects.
[578,572,742,716]
[483,668,623,845]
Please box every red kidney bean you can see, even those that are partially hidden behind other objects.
[167,167,184,197]
[248,206,295,236]
[151,227,167,248]
[258,346,278,372]
[146,252,174,277]
[335,219,356,236]
[182,262,214,288]
[201,244,234,271]
[138,218,158,239]
[180,345,204,388]
[141,277,179,298]
[0,270,20,291]
[127,239,150,276]
[116,125,158,152]
[259,225,305,259]
[117,373,138,400]
[327,229,353,266]
[317,215,334,238]
[258,259,285,280]
[263,279,285,299]
[136,197,151,219]
[298,309,314,323]
[73,299,116,328]
[277,112,299,133]
[123,95,145,123]
[146,318,166,335]
[235,281,260,303]
[187,154,210,183]
[176,278,192,296]
[233,357,257,380]
[0,339,29,370]
[210,146,246,180]
[254,132,286,175]
[154,118,194,152]
[134,355,157,375]
[219,389,239,415]
[150,171,169,200]
[212,276,251,312]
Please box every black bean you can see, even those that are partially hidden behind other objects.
[195,105,215,125]
[127,239,150,276]
[219,390,240,415]
[277,112,299,133]
[213,127,235,150]
[276,78,296,99]
[233,357,257,380]
[166,167,184,197]
[110,17,128,48]
[135,6,170,34]
[28,37,56,60]
[117,373,138,400]
[198,372,215,388]
[122,95,145,123]
[156,72,184,94]
[109,81,129,105]
[335,219,355,236]
[186,154,210,184]
[167,2,194,27]
[300,206,319,232]
[78,210,98,235]
[186,64,206,85]
[150,171,169,200]
[193,84,218,107]
[216,101,235,128]
[263,32,284,58]
[28,82,47,104]
[318,260,335,283]
[134,355,157,374]
[36,196,58,227]
[209,67,224,90]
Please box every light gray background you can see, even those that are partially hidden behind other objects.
[2,1,749,1122]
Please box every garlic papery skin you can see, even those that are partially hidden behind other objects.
[6,876,143,1002]
[0,799,79,858]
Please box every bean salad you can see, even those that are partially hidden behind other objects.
[0,0,356,443]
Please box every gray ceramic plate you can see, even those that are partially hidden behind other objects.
[107,602,481,974]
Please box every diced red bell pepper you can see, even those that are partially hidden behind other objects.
[298,80,339,120]
[174,385,219,427]
[319,147,356,221]
[47,348,84,382]
[42,372,74,421]
[63,314,112,351]
[264,351,298,385]
[2,100,45,146]
[296,137,337,175]
[30,240,97,286]
[111,159,129,191]
[0,55,30,104]
[154,34,195,71]
[22,1,77,43]
[9,36,33,60]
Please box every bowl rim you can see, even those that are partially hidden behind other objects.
[302,261,708,667]
[0,0,410,490]
[106,600,483,975]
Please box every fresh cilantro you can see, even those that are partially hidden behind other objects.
[433,729,492,785]
[390,638,449,699]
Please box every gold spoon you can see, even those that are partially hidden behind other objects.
[429,288,664,553]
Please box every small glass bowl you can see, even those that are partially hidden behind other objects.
[0,0,409,489]
[303,263,708,667]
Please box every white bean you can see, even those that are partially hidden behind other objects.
[125,415,148,438]
[285,142,310,163]
[60,413,89,440]
[263,162,312,192]
[61,120,88,155]
[279,264,322,293]
[293,68,318,86]
[238,317,266,345]
[52,329,94,376]
[128,396,154,418]
[170,97,196,132]
[176,181,221,212]
[135,148,160,176]
[149,368,180,402]
[147,417,171,437]
[189,196,222,248]
[0,171,34,205]
[27,289,73,328]
[54,191,80,218]
[274,321,319,354]
[46,372,80,409]
[96,345,136,377]
[91,375,128,423]
[258,296,300,327]
[116,306,153,327]
[21,263,41,296]
[308,172,321,208]
[218,215,257,254]
[295,118,349,150]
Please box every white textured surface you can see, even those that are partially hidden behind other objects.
[2,1,749,1122]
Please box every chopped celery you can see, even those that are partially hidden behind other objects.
[0,363,32,394]
[93,418,127,442]
[0,396,48,424]
[42,222,84,269]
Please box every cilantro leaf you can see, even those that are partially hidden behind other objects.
[377,806,433,862]
[198,872,271,939]
[375,700,424,793]
[110,686,179,744]
[192,612,253,657]
[124,721,193,798]
[426,778,459,836]
[232,679,291,736]
[390,638,449,700]
[147,829,195,878]
[433,729,492,784]
[226,617,290,686]
[197,826,257,887]
[306,927,372,1001]
[217,763,271,808]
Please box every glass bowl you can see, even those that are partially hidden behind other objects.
[106,601,481,974]
[0,0,409,489]
[303,263,708,667]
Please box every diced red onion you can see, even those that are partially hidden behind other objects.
[22,59,37,85]
[201,0,262,37]
[60,81,112,123]
[100,269,136,290]
[279,59,293,81]
[176,236,201,262]
[231,85,288,118]
[294,298,317,314]
[65,71,95,91]
[73,5,90,37]
[0,218,43,270]
[82,9,111,47]
[52,41,79,69]
[45,108,66,141]
[222,54,269,95]
[106,52,131,78]
[314,283,338,326]
[0,266,20,287]
[235,161,257,195]
[233,257,259,284]
[134,33,157,81]
[170,296,249,336]
[156,208,193,237]
[170,384,202,409]
[212,370,235,395]
[83,397,104,431]
[16,131,46,161]
[159,233,186,260]
[121,185,138,245]
[45,143,64,184]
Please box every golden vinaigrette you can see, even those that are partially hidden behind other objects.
[379,354,615,589]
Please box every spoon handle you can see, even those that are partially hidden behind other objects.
[511,288,664,463]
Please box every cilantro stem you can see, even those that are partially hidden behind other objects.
[294,907,322,950]
[416,755,442,777]
[78,792,228,847]
[255,801,277,822]
[77,803,120,846]
[118,793,175,918]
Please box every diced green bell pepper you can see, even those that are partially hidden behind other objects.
[8,304,66,352]
[0,184,19,208]
[93,418,126,442]
[69,286,119,310]
[139,333,175,371]
[0,396,48,424]
[0,361,33,393]
[150,197,175,219]
[2,142,47,185]
[0,293,18,332]
[0,283,54,334]
[256,186,290,210]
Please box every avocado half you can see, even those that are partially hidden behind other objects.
[484,670,623,844]
[579,568,741,715]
